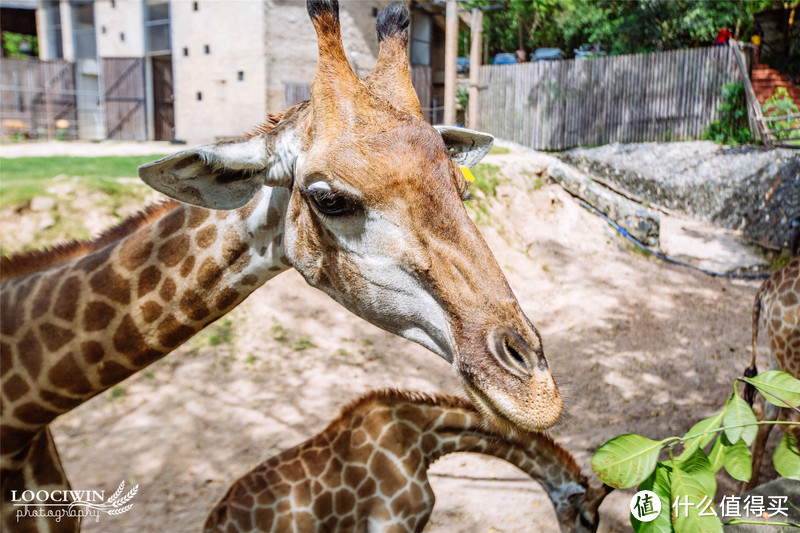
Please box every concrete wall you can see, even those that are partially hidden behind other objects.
[170,0,267,144]
[263,0,391,115]
[94,0,145,58]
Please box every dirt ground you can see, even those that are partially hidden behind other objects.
[1,142,776,532]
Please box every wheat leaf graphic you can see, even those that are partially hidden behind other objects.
[106,481,126,504]
[114,484,138,507]
[107,503,133,515]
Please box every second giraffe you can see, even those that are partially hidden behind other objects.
[205,389,611,533]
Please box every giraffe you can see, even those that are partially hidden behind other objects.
[204,389,612,533]
[743,256,800,490]
[0,1,562,531]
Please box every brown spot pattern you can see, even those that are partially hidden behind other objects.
[141,301,163,323]
[137,265,162,297]
[39,323,76,351]
[157,235,190,267]
[53,276,81,321]
[98,360,132,387]
[158,208,186,238]
[187,207,210,228]
[118,231,154,271]
[80,341,104,364]
[113,314,159,367]
[179,290,210,321]
[157,314,195,348]
[196,226,217,249]
[89,265,131,305]
[180,255,196,278]
[159,277,177,302]
[83,301,116,332]
[197,258,223,290]
[215,288,240,311]
[48,352,93,395]
[3,373,29,402]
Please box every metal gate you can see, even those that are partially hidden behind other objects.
[152,55,174,141]
[102,57,146,140]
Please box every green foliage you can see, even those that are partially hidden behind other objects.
[762,87,800,141]
[461,0,778,60]
[2,31,38,58]
[592,371,800,531]
[702,82,751,145]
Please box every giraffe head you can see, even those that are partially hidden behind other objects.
[137,0,560,432]
[552,479,612,532]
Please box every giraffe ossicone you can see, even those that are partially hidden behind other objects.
[1,1,561,530]
[204,389,611,533]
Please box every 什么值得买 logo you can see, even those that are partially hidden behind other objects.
[630,489,662,522]
[11,480,138,523]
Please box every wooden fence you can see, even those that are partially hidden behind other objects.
[477,46,740,150]
[1,58,78,140]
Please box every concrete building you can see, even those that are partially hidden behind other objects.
[4,0,461,144]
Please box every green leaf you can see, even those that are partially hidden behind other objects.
[742,371,800,408]
[670,450,722,533]
[722,395,758,445]
[678,412,724,461]
[633,464,672,533]
[722,439,752,482]
[707,436,725,472]
[591,434,665,489]
[773,432,800,480]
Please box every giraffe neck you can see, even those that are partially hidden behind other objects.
[422,404,585,510]
[0,187,291,464]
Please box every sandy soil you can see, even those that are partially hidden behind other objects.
[2,143,775,532]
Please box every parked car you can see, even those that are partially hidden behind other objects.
[457,56,470,74]
[530,48,565,62]
[492,53,517,65]
[574,43,607,59]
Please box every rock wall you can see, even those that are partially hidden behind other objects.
[560,142,800,250]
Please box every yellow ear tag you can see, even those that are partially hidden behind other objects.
[460,166,475,184]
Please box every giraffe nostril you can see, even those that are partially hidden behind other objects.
[503,337,527,369]
[491,330,535,378]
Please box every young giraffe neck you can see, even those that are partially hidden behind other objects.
[204,390,589,533]
[0,187,291,466]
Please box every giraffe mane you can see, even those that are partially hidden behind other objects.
[0,199,180,281]
[327,388,583,478]
[245,112,284,139]
[326,388,476,429]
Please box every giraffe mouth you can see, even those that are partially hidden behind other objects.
[456,368,562,433]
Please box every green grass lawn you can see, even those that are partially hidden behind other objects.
[0,155,169,208]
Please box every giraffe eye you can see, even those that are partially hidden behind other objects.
[303,188,358,217]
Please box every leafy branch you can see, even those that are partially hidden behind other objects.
[591,370,800,532]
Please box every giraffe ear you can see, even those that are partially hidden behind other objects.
[138,132,296,210]
[434,126,494,168]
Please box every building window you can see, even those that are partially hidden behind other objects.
[372,7,378,16]
[43,1,63,59]
[193,2,199,11]
[197,92,202,101]
[111,0,115,7]
[183,47,188,56]
[72,1,97,59]
[204,44,210,54]
[237,71,244,81]
[145,1,171,54]
[120,32,125,42]
[101,26,106,34]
